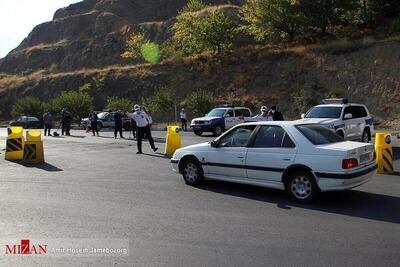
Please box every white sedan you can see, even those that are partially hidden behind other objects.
[171,121,377,203]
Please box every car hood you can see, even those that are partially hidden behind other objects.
[192,116,220,121]
[296,118,339,125]
[174,142,210,157]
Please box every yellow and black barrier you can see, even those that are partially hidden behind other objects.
[23,130,45,164]
[375,132,393,174]
[165,125,181,156]
[5,127,24,161]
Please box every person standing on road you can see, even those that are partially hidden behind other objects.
[61,108,72,136]
[43,111,53,136]
[126,105,158,154]
[180,108,188,131]
[250,106,272,121]
[114,110,124,139]
[271,105,284,121]
[89,110,99,136]
[130,107,137,139]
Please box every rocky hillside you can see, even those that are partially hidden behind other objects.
[0,0,243,74]
[0,0,399,127]
[1,37,399,125]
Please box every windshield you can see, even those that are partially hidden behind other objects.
[305,106,342,118]
[296,124,344,145]
[207,108,226,117]
[97,112,108,119]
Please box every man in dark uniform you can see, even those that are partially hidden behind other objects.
[271,106,284,121]
[114,110,124,139]
[61,108,72,136]
[89,110,99,136]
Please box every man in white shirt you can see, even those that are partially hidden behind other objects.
[245,106,273,122]
[180,108,187,131]
[126,105,158,154]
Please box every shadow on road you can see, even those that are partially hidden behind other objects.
[17,162,63,172]
[198,180,400,224]
[142,152,170,159]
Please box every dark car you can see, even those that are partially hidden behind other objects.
[9,116,43,129]
[81,111,132,131]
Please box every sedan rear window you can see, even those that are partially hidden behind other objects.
[296,124,344,145]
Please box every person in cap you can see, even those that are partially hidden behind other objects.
[126,105,158,154]
[247,106,273,122]
[113,109,124,139]
[271,105,284,121]
[180,108,187,131]
[61,108,72,136]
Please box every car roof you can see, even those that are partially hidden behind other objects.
[313,103,366,108]
[241,121,316,126]
[213,107,249,110]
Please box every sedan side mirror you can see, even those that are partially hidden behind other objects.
[344,113,353,120]
[225,114,231,118]
[301,113,305,119]
[210,140,219,148]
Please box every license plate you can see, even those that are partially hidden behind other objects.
[360,153,370,163]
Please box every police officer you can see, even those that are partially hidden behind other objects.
[180,108,188,131]
[61,108,72,136]
[130,107,137,139]
[126,105,158,154]
[271,105,284,121]
[246,106,273,122]
[89,110,99,136]
[114,110,124,139]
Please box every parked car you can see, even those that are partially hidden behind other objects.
[81,112,132,131]
[171,121,376,203]
[298,98,373,142]
[9,116,43,129]
[191,106,253,136]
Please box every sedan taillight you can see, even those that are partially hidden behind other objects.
[342,158,358,169]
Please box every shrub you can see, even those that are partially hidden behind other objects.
[49,91,93,121]
[106,96,133,112]
[11,96,44,118]
[186,89,216,117]
[144,86,174,114]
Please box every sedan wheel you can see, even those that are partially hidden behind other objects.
[182,160,204,186]
[287,171,319,203]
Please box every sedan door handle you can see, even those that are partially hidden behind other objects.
[237,156,244,159]
[282,158,291,161]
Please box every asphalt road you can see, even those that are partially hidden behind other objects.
[0,128,399,266]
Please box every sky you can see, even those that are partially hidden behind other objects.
[0,0,81,58]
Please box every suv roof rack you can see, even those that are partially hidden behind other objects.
[321,98,349,104]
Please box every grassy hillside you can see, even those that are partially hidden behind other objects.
[1,36,399,127]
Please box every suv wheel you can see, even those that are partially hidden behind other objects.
[213,125,223,136]
[286,171,319,203]
[336,130,344,138]
[361,128,370,143]
[182,159,204,186]
[194,130,203,136]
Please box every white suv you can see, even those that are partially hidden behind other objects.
[298,99,373,142]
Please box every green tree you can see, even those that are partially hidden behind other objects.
[173,9,237,54]
[11,96,44,118]
[179,0,207,14]
[240,0,305,42]
[50,91,93,121]
[144,86,174,114]
[300,0,351,34]
[106,96,133,112]
[186,89,216,117]
[121,31,148,60]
